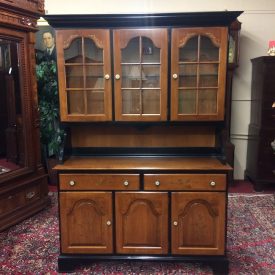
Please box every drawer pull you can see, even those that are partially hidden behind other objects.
[173,221,178,226]
[69,180,76,186]
[210,181,216,187]
[106,220,112,226]
[155,180,160,186]
[172,73,178,79]
[26,191,35,199]
[123,180,129,186]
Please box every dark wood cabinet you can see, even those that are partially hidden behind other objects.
[245,56,275,191]
[0,0,49,231]
[45,11,242,274]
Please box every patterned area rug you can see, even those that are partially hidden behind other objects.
[0,192,274,274]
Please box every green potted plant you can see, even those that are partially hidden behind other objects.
[36,59,65,184]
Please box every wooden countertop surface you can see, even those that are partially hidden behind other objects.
[54,156,232,171]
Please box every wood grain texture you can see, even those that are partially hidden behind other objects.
[55,156,232,171]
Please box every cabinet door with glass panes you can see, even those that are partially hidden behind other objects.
[171,27,228,121]
[56,29,112,121]
[113,29,168,121]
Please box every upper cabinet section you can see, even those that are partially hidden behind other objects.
[171,28,228,121]
[46,12,242,123]
[56,29,112,121]
[113,29,168,121]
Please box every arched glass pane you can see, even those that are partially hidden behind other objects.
[64,38,82,63]
[179,36,198,62]
[141,37,160,63]
[84,38,103,63]
[121,37,140,63]
[200,36,219,62]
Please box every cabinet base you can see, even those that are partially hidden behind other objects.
[58,254,229,275]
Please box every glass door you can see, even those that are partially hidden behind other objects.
[113,29,168,121]
[171,27,228,121]
[56,29,112,121]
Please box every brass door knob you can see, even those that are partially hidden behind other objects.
[69,180,75,186]
[210,181,216,187]
[104,74,110,80]
[172,73,178,79]
[106,220,112,226]
[173,221,178,226]
[115,74,120,80]
[123,180,129,186]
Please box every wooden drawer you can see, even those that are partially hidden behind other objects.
[59,174,140,190]
[144,174,226,191]
[0,184,41,217]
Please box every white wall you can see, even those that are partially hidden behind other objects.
[44,0,275,179]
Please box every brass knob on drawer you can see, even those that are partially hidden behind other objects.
[104,74,110,80]
[123,180,129,186]
[172,73,178,79]
[106,220,112,226]
[173,221,178,226]
[69,180,76,186]
[210,181,216,187]
[155,180,160,186]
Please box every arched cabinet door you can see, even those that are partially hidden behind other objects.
[113,29,168,121]
[59,192,113,253]
[115,192,168,254]
[171,27,228,121]
[56,29,112,121]
[171,192,226,255]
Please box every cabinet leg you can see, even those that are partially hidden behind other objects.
[211,259,229,275]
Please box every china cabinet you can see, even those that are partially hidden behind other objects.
[0,0,49,231]
[45,11,242,274]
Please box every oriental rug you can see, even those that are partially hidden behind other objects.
[0,192,274,274]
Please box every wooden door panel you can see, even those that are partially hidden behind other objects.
[59,192,113,253]
[116,192,168,254]
[171,192,225,255]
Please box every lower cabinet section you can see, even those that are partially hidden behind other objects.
[116,192,168,254]
[59,192,113,253]
[171,192,225,255]
[59,189,226,256]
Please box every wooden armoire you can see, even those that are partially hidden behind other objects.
[245,56,275,191]
[45,11,242,274]
[0,0,49,231]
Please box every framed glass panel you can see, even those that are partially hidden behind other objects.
[200,36,219,62]
[141,37,160,63]
[179,64,197,87]
[178,90,196,114]
[142,89,160,114]
[65,65,84,88]
[67,90,85,114]
[122,90,141,114]
[122,64,141,88]
[179,36,198,62]
[142,65,160,88]
[87,91,104,114]
[121,37,140,63]
[199,64,218,87]
[84,38,103,63]
[64,38,82,63]
[86,65,104,88]
[198,89,217,114]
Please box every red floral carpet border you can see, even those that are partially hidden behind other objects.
[0,192,274,274]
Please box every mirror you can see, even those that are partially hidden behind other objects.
[0,39,24,175]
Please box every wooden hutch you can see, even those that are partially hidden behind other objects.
[0,0,49,231]
[45,11,242,274]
